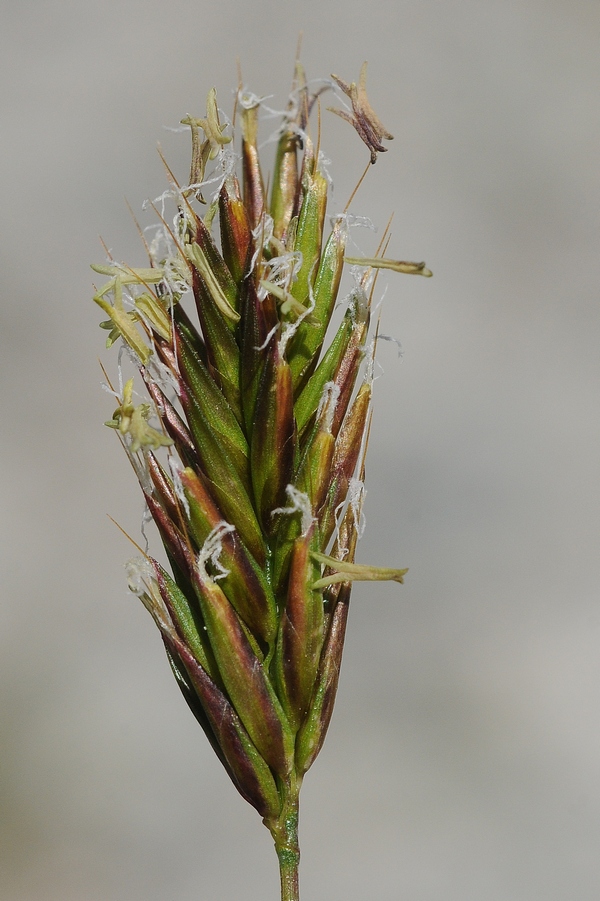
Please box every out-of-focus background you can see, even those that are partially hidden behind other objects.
[1,1,599,899]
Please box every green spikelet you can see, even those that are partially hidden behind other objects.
[93,60,431,901]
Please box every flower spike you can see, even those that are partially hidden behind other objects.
[93,58,431,901]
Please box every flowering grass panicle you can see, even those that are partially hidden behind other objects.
[93,59,431,901]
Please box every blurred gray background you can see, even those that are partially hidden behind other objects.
[1,1,599,899]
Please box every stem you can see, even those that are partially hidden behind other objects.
[278,844,299,901]
[266,772,302,901]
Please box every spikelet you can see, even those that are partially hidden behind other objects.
[93,60,430,901]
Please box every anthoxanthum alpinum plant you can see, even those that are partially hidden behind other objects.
[93,61,431,901]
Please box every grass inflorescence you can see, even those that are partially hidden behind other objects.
[93,58,431,901]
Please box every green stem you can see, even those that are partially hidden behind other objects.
[278,841,299,901]
[266,772,301,901]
